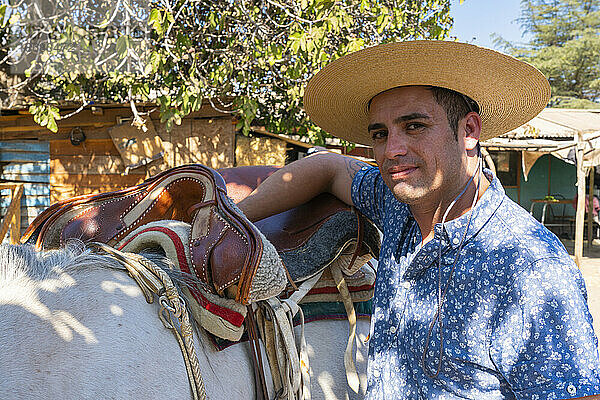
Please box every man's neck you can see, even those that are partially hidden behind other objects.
[411,171,490,245]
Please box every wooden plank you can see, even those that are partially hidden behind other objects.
[50,138,120,156]
[1,173,50,183]
[0,122,114,133]
[50,183,138,197]
[0,151,49,163]
[1,205,46,215]
[50,185,138,203]
[0,183,20,191]
[235,135,286,167]
[2,162,50,174]
[50,155,145,175]
[0,115,26,121]
[0,107,233,141]
[0,126,113,141]
[0,184,49,196]
[10,195,20,244]
[0,196,49,208]
[0,108,125,129]
[50,173,144,187]
[575,131,585,266]
[166,118,235,168]
[588,166,595,247]
[0,141,49,152]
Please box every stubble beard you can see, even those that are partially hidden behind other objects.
[385,175,432,205]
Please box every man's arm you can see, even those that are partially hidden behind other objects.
[238,151,369,222]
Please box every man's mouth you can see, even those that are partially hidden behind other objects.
[388,166,417,179]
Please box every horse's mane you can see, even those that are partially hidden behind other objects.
[0,241,119,284]
[0,240,200,289]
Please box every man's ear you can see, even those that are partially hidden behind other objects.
[462,112,482,151]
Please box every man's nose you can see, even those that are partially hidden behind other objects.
[384,131,408,159]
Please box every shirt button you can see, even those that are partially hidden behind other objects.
[452,237,460,245]
[389,326,397,334]
[567,384,576,395]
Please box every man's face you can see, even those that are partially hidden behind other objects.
[368,86,468,206]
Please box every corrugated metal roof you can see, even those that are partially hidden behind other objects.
[501,108,600,139]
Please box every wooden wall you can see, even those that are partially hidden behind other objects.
[49,138,146,202]
[0,106,236,205]
[235,134,287,166]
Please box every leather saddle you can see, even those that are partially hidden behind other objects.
[22,164,380,302]
[22,164,270,304]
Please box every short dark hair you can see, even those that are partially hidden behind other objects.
[427,87,480,140]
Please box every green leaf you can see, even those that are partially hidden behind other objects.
[148,8,163,35]
[116,35,130,58]
[0,5,7,27]
[150,51,161,72]
[46,117,58,133]
[165,11,175,25]
[29,103,40,115]
[208,12,217,29]
[49,106,60,120]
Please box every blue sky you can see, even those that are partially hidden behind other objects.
[449,0,531,50]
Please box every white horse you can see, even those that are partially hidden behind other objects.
[0,243,370,400]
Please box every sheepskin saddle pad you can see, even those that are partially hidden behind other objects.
[21,164,286,305]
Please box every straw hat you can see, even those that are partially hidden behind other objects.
[303,40,550,145]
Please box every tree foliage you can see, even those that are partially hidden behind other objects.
[496,0,600,108]
[0,0,452,142]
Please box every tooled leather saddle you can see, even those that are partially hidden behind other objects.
[22,164,380,305]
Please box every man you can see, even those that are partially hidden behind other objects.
[239,41,600,399]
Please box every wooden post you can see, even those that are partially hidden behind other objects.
[588,166,595,247]
[547,155,552,196]
[0,184,23,244]
[575,131,586,266]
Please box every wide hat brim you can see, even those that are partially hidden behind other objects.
[303,40,551,146]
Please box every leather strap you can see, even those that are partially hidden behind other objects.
[331,263,360,393]
[346,207,364,274]
[246,305,269,400]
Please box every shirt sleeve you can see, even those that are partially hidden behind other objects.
[350,165,388,229]
[490,256,600,399]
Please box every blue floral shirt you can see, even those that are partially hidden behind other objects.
[351,166,600,399]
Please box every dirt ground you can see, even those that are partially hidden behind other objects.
[561,239,600,338]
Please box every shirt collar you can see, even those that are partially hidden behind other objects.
[403,169,505,281]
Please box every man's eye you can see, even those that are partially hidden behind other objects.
[371,130,387,140]
[406,123,425,131]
